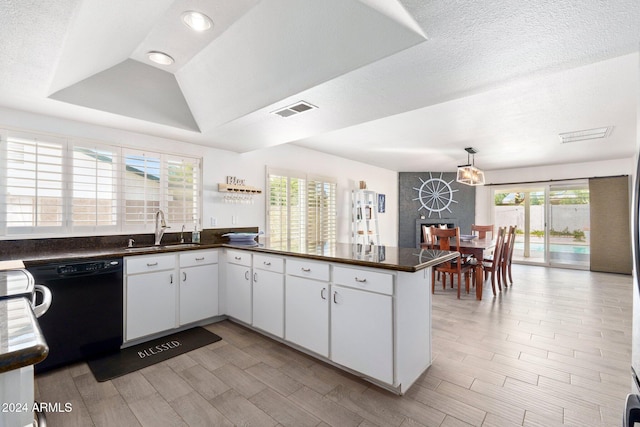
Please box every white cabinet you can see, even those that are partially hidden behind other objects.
[219,250,433,394]
[330,285,393,384]
[225,250,252,324]
[285,275,329,357]
[179,250,219,326]
[125,249,219,342]
[286,258,330,281]
[285,258,330,357]
[125,253,177,341]
[252,254,284,338]
[331,265,394,384]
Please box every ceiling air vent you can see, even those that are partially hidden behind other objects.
[559,126,612,143]
[271,101,317,118]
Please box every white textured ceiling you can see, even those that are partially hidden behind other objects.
[0,0,638,172]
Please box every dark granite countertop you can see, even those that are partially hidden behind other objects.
[0,228,253,267]
[0,228,458,272]
[0,297,48,374]
[19,242,224,266]
[18,242,457,272]
[225,240,458,272]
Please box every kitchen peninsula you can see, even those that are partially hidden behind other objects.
[221,240,457,394]
[0,233,457,394]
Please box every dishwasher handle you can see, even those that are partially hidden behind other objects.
[32,284,52,318]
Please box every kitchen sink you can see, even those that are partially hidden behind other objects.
[124,243,201,252]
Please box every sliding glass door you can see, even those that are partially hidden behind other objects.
[494,187,545,264]
[493,181,589,269]
[548,184,590,268]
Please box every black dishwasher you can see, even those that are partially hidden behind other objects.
[28,258,123,373]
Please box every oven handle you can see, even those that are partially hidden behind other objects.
[33,284,52,318]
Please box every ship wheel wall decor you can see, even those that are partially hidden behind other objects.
[412,172,459,218]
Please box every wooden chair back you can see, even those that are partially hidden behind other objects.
[502,225,517,285]
[430,226,476,298]
[493,227,506,267]
[430,226,460,252]
[471,224,494,239]
[504,226,516,260]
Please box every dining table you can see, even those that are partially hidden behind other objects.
[456,237,496,300]
[422,237,496,300]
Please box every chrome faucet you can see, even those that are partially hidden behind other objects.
[154,210,170,245]
[180,224,185,243]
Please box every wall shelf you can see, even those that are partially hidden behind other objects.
[218,183,262,194]
[218,183,262,204]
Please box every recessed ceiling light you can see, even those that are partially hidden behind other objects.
[181,11,213,32]
[147,51,174,66]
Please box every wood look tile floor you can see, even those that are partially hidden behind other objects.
[35,265,633,426]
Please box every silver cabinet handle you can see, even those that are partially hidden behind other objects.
[147,262,158,267]
[235,256,242,260]
[263,261,271,266]
[195,257,205,261]
[253,272,258,282]
[301,267,311,272]
[244,270,249,280]
[182,272,187,281]
[333,291,338,304]
[355,277,367,283]
[170,273,173,284]
[320,288,326,300]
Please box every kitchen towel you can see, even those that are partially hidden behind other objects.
[87,327,222,382]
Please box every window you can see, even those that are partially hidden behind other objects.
[3,132,65,233]
[0,129,202,236]
[267,168,337,251]
[72,145,118,230]
[122,150,161,229]
[165,155,200,227]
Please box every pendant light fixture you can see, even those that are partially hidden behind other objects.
[456,147,485,186]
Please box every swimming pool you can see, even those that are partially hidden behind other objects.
[514,242,590,254]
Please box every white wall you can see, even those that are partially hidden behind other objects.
[475,158,636,224]
[208,144,398,245]
[0,107,398,245]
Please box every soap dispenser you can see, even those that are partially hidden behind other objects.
[192,222,201,243]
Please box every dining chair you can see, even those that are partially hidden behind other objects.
[501,225,517,286]
[471,224,495,239]
[482,226,506,296]
[429,226,475,299]
[422,225,432,246]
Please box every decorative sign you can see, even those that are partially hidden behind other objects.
[138,340,181,359]
[378,194,386,213]
[413,172,459,218]
[226,176,246,186]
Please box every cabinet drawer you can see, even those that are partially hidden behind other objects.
[226,249,251,266]
[286,258,329,281]
[125,253,175,275]
[180,249,218,268]
[253,254,284,273]
[333,266,393,295]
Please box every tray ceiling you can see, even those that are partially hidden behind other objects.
[0,0,638,172]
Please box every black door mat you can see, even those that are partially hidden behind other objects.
[87,327,222,382]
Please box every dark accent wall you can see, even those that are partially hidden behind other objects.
[398,172,476,248]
